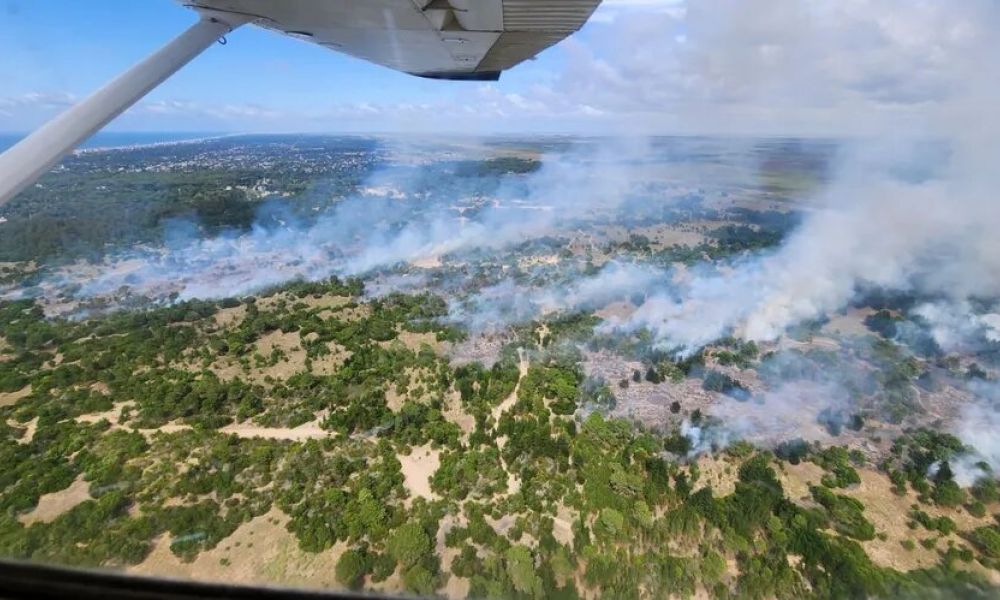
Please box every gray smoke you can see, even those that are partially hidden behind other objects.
[447,261,666,331]
[911,300,1000,354]
[20,138,656,313]
[949,380,1000,485]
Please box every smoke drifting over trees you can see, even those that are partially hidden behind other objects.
[5,0,1000,479]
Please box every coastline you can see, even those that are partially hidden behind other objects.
[70,132,241,155]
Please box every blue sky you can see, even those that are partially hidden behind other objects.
[0,0,619,133]
[0,1,984,135]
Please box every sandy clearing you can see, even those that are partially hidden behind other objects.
[781,463,997,573]
[412,256,442,269]
[205,359,244,381]
[841,469,998,573]
[205,329,311,383]
[219,420,332,441]
[366,570,405,596]
[295,295,353,311]
[850,470,952,571]
[19,476,91,525]
[553,503,578,548]
[131,421,194,441]
[822,308,877,338]
[634,223,706,249]
[11,416,39,444]
[398,445,441,504]
[0,385,31,407]
[129,508,347,590]
[441,390,475,442]
[778,461,826,502]
[385,386,405,413]
[76,401,134,426]
[593,301,635,321]
[517,254,561,270]
[694,454,739,497]
[212,305,247,328]
[253,330,307,380]
[486,513,517,537]
[385,366,438,411]
[505,471,522,496]
[319,304,370,323]
[311,343,350,376]
[395,330,441,353]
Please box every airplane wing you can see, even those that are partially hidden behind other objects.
[0,0,603,205]
[182,0,602,81]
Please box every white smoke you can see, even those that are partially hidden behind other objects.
[952,380,1000,486]
[912,300,1000,353]
[21,138,656,311]
[599,0,1000,353]
[447,261,666,331]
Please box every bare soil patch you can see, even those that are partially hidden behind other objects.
[398,445,441,504]
[296,295,353,311]
[441,390,475,442]
[777,461,826,502]
[822,308,877,338]
[311,342,350,376]
[694,454,739,497]
[219,420,331,441]
[781,463,997,574]
[14,417,39,444]
[319,304,369,323]
[253,330,307,380]
[553,503,578,548]
[76,401,133,426]
[129,508,346,590]
[212,305,247,329]
[394,330,441,353]
[0,385,31,407]
[19,476,91,525]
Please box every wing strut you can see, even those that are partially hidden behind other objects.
[0,13,249,207]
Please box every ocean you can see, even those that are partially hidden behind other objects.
[0,131,227,153]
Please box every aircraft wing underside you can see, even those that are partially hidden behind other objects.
[181,0,602,80]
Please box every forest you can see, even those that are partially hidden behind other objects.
[0,275,998,599]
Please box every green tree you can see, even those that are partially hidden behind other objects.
[402,564,437,596]
[335,548,368,589]
[387,521,431,568]
[507,545,543,597]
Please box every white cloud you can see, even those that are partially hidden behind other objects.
[138,99,281,121]
[0,91,76,112]
[2,1,995,135]
[590,0,686,23]
[549,0,996,134]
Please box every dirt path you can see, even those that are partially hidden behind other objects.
[492,348,529,495]
[492,348,529,424]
